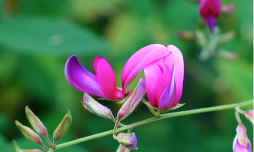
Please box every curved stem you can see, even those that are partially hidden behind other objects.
[52,99,252,151]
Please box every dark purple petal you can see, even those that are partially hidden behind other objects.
[65,56,106,98]
[205,15,217,33]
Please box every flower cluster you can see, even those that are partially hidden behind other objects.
[65,44,184,150]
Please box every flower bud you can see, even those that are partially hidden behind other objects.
[13,140,23,152]
[15,121,43,145]
[116,133,138,150]
[222,4,235,15]
[177,31,195,41]
[217,31,235,45]
[233,125,252,152]
[245,110,253,125]
[82,93,115,120]
[217,51,238,60]
[117,79,146,121]
[116,144,130,152]
[25,106,48,138]
[53,110,72,143]
[13,140,43,152]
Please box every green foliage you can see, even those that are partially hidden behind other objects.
[0,16,109,56]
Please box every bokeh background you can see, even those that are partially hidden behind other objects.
[0,0,252,151]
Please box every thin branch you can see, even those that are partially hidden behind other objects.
[50,99,253,151]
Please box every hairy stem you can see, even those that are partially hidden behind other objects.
[51,99,252,151]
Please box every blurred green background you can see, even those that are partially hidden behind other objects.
[0,0,252,151]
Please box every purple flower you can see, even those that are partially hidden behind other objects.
[233,125,252,152]
[143,45,184,111]
[117,133,138,150]
[65,44,170,101]
[199,0,222,33]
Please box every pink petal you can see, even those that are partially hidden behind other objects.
[93,56,124,100]
[121,44,170,92]
[144,61,164,107]
[65,56,106,98]
[166,45,184,107]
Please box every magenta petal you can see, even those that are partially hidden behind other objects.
[121,44,170,92]
[93,56,124,100]
[144,61,164,107]
[65,56,106,98]
[158,65,175,110]
[166,45,184,107]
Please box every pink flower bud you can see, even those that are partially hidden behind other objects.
[117,79,146,121]
[82,93,115,120]
[245,110,253,125]
[199,0,222,33]
[25,106,48,138]
[117,133,138,150]
[15,121,43,145]
[233,125,252,152]
[53,110,72,143]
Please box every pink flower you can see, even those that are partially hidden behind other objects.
[65,44,170,101]
[233,125,252,152]
[199,0,222,33]
[143,45,184,111]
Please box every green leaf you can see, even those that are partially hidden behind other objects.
[0,16,110,56]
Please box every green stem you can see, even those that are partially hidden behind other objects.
[52,100,252,151]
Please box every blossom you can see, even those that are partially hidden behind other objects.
[143,45,184,111]
[116,133,138,150]
[233,124,252,152]
[65,44,170,101]
[199,0,222,33]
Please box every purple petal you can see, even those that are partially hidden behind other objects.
[93,56,124,100]
[205,15,217,33]
[126,133,137,149]
[158,65,175,110]
[121,44,170,92]
[166,45,184,107]
[233,139,252,152]
[65,56,106,98]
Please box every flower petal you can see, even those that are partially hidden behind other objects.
[65,55,106,98]
[93,56,124,100]
[158,65,175,110]
[143,61,164,107]
[166,45,184,107]
[205,15,217,33]
[121,44,170,92]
